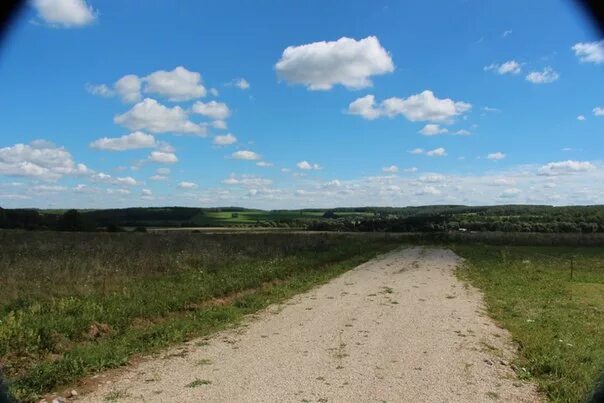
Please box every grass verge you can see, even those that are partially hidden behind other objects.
[452,244,604,402]
[0,231,399,401]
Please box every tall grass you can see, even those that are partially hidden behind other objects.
[0,230,400,401]
[453,244,604,402]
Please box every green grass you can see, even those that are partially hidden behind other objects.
[452,244,604,402]
[0,230,399,401]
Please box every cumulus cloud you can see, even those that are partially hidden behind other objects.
[192,101,230,120]
[454,129,471,136]
[178,181,197,189]
[85,83,113,97]
[487,152,506,161]
[484,60,521,75]
[409,148,425,155]
[91,172,138,187]
[212,120,227,130]
[90,131,156,151]
[382,165,399,173]
[275,36,394,90]
[537,160,595,176]
[426,147,447,157]
[232,78,250,90]
[144,66,206,101]
[223,174,272,187]
[419,124,448,136]
[32,0,96,27]
[593,107,604,116]
[213,133,237,146]
[577,115,586,121]
[256,161,273,168]
[572,41,604,64]
[232,150,261,160]
[525,67,559,84]
[94,67,207,103]
[114,98,206,135]
[0,140,91,180]
[297,160,321,170]
[348,90,471,122]
[149,151,178,164]
[115,75,142,103]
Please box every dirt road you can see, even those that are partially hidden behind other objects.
[82,247,539,402]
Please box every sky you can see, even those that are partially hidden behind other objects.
[0,0,603,209]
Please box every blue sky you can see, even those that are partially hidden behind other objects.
[0,0,603,208]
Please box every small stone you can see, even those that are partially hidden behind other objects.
[484,358,494,366]
[69,390,78,398]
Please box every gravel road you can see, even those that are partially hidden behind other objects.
[81,247,540,402]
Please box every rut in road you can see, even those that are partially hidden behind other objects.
[82,247,540,402]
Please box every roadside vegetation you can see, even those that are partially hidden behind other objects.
[453,244,604,402]
[0,230,400,401]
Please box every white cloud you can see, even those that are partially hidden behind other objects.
[210,88,219,96]
[115,74,142,103]
[454,129,471,136]
[150,175,167,181]
[538,160,595,176]
[115,176,137,186]
[593,107,604,116]
[502,29,512,38]
[416,186,441,196]
[233,78,250,90]
[297,160,321,170]
[149,151,178,164]
[32,0,96,27]
[212,120,227,130]
[178,181,197,189]
[525,67,559,84]
[213,133,237,146]
[484,60,521,75]
[419,174,445,183]
[223,174,272,187]
[91,172,138,187]
[256,161,273,167]
[275,36,394,90]
[482,106,500,113]
[577,115,586,121]
[487,152,506,161]
[419,124,448,136]
[404,167,418,173]
[347,95,381,120]
[90,131,156,151]
[141,189,152,196]
[348,90,471,122]
[144,66,206,101]
[572,40,604,64]
[426,147,447,157]
[232,150,261,160]
[192,101,230,120]
[382,165,398,173]
[85,83,113,97]
[409,148,424,155]
[0,140,91,180]
[114,98,206,135]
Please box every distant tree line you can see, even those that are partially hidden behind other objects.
[1,205,603,233]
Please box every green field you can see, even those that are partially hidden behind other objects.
[453,244,604,402]
[0,230,399,401]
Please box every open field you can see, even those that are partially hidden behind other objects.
[2,229,604,401]
[0,230,400,401]
[453,244,604,402]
